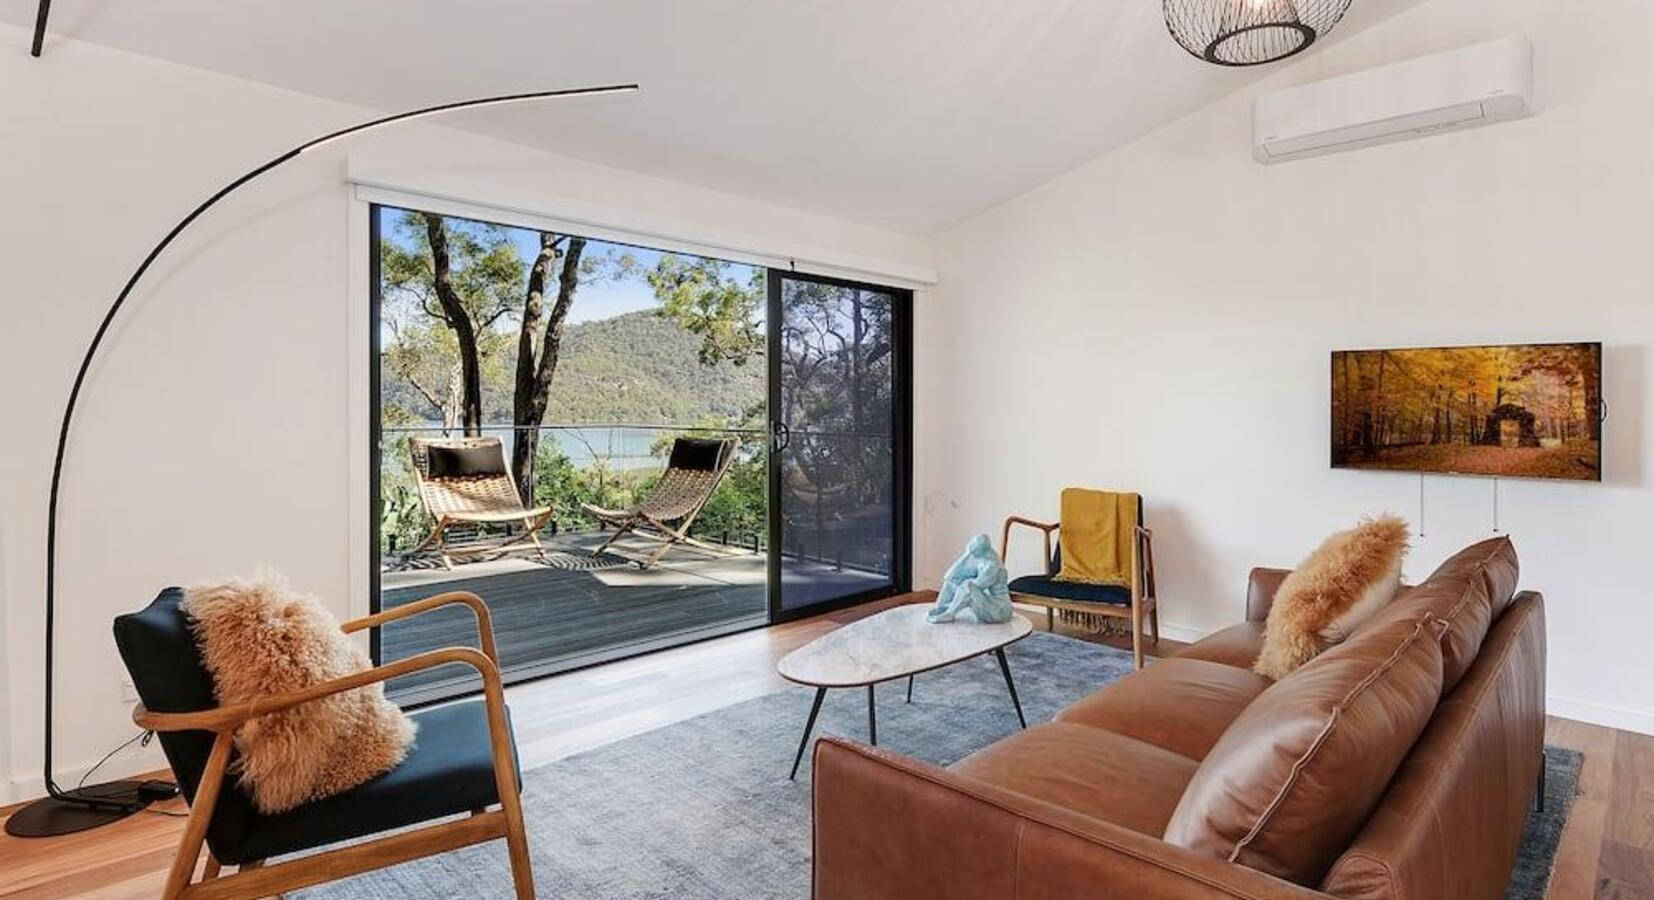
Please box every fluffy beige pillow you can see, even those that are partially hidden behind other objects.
[1254,515,1409,679]
[184,574,416,814]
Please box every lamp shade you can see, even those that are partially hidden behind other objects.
[1163,0,1353,66]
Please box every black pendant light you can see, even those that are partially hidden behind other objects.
[1163,0,1353,66]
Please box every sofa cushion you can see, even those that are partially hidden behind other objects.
[1056,658,1272,760]
[1173,621,1266,670]
[1162,614,1444,886]
[951,723,1198,836]
[1351,535,1516,693]
[1426,535,1520,619]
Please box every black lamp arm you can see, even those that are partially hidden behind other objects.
[38,84,636,805]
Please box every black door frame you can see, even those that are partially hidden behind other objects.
[765,268,914,624]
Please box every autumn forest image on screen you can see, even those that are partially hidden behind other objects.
[1331,343,1601,481]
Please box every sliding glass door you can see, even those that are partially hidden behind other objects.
[369,201,911,702]
[767,271,911,620]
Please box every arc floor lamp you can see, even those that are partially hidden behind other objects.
[5,82,640,838]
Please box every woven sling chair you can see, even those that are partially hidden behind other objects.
[582,437,738,570]
[1000,496,1160,669]
[408,436,553,570]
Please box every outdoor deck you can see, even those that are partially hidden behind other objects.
[380,532,768,702]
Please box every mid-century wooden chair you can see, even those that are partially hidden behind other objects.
[1000,499,1159,669]
[582,436,738,569]
[112,589,534,900]
[409,435,554,570]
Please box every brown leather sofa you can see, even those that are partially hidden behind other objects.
[813,536,1543,899]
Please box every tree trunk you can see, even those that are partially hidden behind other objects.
[511,234,586,505]
[424,214,484,436]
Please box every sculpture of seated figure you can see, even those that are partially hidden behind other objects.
[928,534,1013,624]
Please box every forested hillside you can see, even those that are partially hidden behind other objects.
[381,310,764,427]
[545,310,764,424]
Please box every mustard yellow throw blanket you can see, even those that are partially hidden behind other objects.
[1054,488,1140,587]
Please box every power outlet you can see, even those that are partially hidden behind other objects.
[120,680,139,703]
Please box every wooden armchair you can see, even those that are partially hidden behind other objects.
[112,589,533,900]
[1000,505,1159,669]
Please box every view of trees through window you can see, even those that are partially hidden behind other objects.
[375,205,769,560]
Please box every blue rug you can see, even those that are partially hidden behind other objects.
[295,631,1576,899]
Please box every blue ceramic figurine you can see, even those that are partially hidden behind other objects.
[928,534,1013,624]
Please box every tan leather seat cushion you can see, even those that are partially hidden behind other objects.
[1056,658,1272,760]
[950,722,1198,836]
[1173,621,1266,670]
[1162,614,1445,886]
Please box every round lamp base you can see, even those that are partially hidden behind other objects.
[4,782,152,837]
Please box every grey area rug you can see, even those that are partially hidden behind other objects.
[298,632,1579,899]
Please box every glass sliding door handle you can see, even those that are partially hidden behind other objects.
[772,420,791,451]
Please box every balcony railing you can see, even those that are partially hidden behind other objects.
[378,422,893,579]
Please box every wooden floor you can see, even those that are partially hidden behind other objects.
[2,598,1648,899]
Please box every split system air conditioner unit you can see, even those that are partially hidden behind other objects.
[1253,36,1534,164]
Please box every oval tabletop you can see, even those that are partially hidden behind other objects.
[777,603,1033,688]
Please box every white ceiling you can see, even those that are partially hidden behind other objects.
[4,1,1425,234]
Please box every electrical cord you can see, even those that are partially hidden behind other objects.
[75,730,150,792]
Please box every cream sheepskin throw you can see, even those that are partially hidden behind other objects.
[183,575,415,814]
[1254,515,1409,679]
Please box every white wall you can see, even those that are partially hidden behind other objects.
[920,0,1654,734]
[0,25,932,802]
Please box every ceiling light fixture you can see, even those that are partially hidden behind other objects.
[1163,0,1353,66]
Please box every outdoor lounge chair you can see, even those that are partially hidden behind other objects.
[582,436,738,570]
[409,436,553,570]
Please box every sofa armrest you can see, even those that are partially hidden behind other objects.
[1247,567,1292,622]
[812,738,1324,900]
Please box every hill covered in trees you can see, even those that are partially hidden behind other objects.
[381,309,764,427]
[544,310,764,424]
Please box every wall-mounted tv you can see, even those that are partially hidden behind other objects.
[1332,342,1602,482]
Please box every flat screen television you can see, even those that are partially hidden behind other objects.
[1331,342,1602,482]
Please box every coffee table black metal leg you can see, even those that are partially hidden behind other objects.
[867,684,878,745]
[906,674,914,703]
[995,648,1027,729]
[790,687,828,781]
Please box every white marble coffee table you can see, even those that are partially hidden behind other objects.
[776,600,1033,779]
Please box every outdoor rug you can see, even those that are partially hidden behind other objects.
[297,631,1580,899]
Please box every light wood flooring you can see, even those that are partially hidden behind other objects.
[1,597,1648,899]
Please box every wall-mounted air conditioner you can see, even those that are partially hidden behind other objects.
[1253,36,1534,164]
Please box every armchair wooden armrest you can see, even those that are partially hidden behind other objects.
[1000,516,1059,570]
[341,590,498,665]
[133,646,502,735]
[135,644,529,899]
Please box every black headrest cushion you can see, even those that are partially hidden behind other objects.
[427,444,507,479]
[667,438,729,472]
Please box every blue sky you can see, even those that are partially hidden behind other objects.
[380,205,760,326]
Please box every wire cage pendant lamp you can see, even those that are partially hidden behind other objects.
[1163,0,1353,66]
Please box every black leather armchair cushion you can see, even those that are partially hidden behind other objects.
[113,589,520,865]
[235,699,517,863]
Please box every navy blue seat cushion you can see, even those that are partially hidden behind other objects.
[1007,574,1132,606]
[113,589,519,865]
[236,699,517,863]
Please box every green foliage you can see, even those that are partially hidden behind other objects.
[644,255,765,367]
